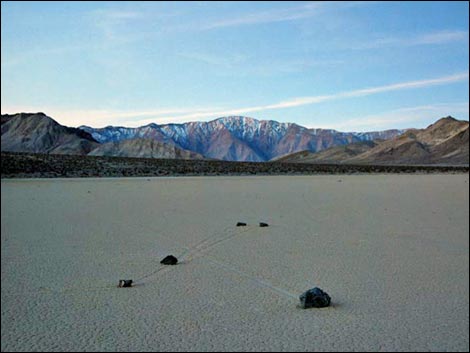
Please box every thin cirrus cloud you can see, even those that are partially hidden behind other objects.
[312,102,470,131]
[121,71,469,126]
[77,1,379,41]
[0,106,221,128]
[88,9,147,43]
[202,2,323,30]
[178,52,249,69]
[354,30,469,49]
[178,51,345,76]
[4,72,467,128]
[199,1,378,31]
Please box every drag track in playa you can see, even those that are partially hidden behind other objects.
[1,175,469,351]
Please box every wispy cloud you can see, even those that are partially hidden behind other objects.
[81,0,376,38]
[96,10,143,21]
[409,30,469,45]
[335,72,469,98]
[201,2,324,30]
[3,72,468,128]
[178,51,344,76]
[178,72,469,118]
[356,30,469,49]
[311,102,469,131]
[178,52,249,69]
[1,43,102,67]
[88,9,147,43]
[197,1,377,31]
[119,72,470,126]
[2,9,148,67]
[0,106,221,128]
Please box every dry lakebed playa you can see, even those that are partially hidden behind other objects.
[1,174,469,351]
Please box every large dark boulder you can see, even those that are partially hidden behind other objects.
[160,255,178,265]
[299,287,331,308]
[236,222,247,226]
[259,222,269,227]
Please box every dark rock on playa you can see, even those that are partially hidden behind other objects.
[259,222,269,227]
[236,222,247,226]
[160,255,178,265]
[299,287,331,309]
[118,280,133,288]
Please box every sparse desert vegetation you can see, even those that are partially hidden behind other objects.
[1,152,468,178]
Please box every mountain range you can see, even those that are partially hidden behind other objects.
[277,116,469,165]
[1,112,468,165]
[78,116,403,161]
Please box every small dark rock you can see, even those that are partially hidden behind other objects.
[160,255,178,265]
[259,222,269,227]
[299,287,331,309]
[236,222,247,227]
[118,279,133,288]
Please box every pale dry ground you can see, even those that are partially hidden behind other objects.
[1,175,469,352]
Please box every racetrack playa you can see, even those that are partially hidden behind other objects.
[1,174,469,352]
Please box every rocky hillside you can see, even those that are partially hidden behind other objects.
[1,113,99,155]
[88,138,204,159]
[278,117,469,165]
[79,116,403,161]
[1,113,205,160]
[6,112,463,164]
[273,140,380,163]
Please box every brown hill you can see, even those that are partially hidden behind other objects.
[278,117,469,165]
[428,126,469,164]
[88,138,205,159]
[350,117,469,165]
[202,128,263,161]
[1,113,98,155]
[415,116,469,145]
[273,140,379,163]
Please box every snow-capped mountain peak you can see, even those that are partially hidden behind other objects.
[79,116,404,161]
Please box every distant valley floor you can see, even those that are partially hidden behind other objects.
[1,152,468,178]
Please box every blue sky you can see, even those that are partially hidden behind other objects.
[1,1,469,131]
